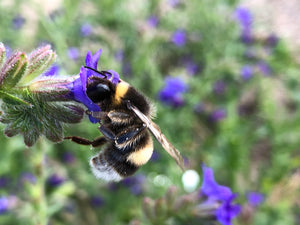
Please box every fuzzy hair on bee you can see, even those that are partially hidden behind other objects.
[65,67,184,182]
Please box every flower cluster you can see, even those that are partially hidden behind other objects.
[234,7,277,81]
[0,44,84,146]
[141,165,241,225]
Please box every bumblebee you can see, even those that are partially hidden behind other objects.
[66,67,184,182]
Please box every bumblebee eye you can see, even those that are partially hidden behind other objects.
[87,83,111,103]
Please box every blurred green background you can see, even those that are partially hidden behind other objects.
[0,0,299,224]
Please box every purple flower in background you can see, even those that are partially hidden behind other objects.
[246,192,264,207]
[44,63,60,76]
[122,174,146,195]
[215,194,241,225]
[265,34,279,47]
[90,195,105,208]
[0,176,10,189]
[47,174,65,187]
[201,164,232,201]
[147,15,159,28]
[234,7,252,28]
[171,29,186,47]
[12,15,25,29]
[200,165,241,225]
[241,65,253,80]
[80,23,93,37]
[67,47,80,61]
[234,7,253,44]
[0,196,9,214]
[21,172,36,184]
[114,50,124,62]
[62,151,75,163]
[213,80,226,95]
[210,109,227,122]
[182,57,201,75]
[122,61,132,77]
[0,196,17,214]
[158,76,188,107]
[168,0,180,7]
[257,61,272,76]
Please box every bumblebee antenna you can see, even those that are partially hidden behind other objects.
[84,66,111,79]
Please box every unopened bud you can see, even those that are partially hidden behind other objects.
[165,186,178,208]
[0,51,28,88]
[29,76,77,101]
[154,198,167,219]
[142,197,155,221]
[25,45,57,82]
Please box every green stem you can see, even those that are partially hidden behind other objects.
[31,139,50,225]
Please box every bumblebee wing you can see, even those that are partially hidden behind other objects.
[128,103,185,171]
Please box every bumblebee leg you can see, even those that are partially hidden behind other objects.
[64,136,107,147]
[98,125,116,141]
[115,124,146,145]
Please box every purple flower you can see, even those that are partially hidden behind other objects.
[122,61,132,77]
[213,80,226,95]
[21,172,36,184]
[241,65,253,80]
[158,76,188,107]
[210,109,227,122]
[234,7,252,29]
[80,23,93,37]
[44,63,60,76]
[215,194,241,225]
[168,0,180,7]
[171,29,186,47]
[67,47,80,61]
[0,176,10,189]
[201,164,232,201]
[200,165,241,225]
[114,50,124,62]
[246,192,264,207]
[0,196,9,214]
[122,174,146,195]
[265,34,279,47]
[62,151,75,163]
[147,15,159,28]
[47,174,65,187]
[12,15,25,29]
[90,195,105,208]
[66,49,120,123]
[0,196,17,214]
[234,7,253,44]
[182,57,201,75]
[257,61,272,76]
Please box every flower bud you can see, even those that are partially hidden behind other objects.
[0,42,5,68]
[0,51,28,88]
[25,45,57,82]
[165,186,178,208]
[29,76,77,101]
[154,198,167,219]
[142,197,155,221]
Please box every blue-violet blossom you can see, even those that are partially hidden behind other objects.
[200,164,241,225]
[158,76,188,107]
[66,49,120,123]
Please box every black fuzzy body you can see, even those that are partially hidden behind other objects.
[87,79,154,179]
